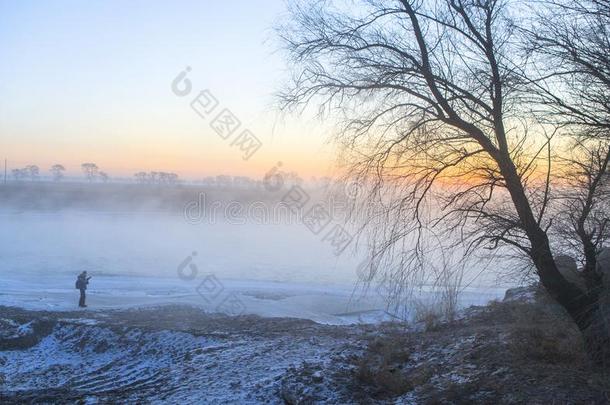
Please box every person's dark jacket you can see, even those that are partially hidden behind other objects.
[75,274,90,290]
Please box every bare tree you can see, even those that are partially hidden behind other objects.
[134,172,149,184]
[524,0,610,265]
[81,163,99,182]
[25,165,39,181]
[167,173,179,185]
[12,165,40,181]
[525,0,610,138]
[525,0,610,364]
[50,164,65,182]
[550,140,610,281]
[11,168,26,182]
[278,0,609,365]
[98,171,109,183]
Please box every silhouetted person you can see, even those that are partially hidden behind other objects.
[75,271,91,307]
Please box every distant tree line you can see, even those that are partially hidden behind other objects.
[8,163,323,190]
[194,172,309,189]
[81,163,109,183]
[134,171,179,185]
[197,175,260,188]
[11,165,39,181]
[10,163,109,183]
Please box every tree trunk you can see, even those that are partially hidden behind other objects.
[499,155,610,368]
[581,297,610,368]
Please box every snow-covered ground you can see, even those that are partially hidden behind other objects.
[0,212,507,324]
[0,211,514,403]
[0,306,365,404]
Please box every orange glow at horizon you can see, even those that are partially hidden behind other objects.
[2,127,338,181]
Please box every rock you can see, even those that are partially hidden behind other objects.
[596,247,610,287]
[0,319,56,351]
[503,286,537,303]
[502,284,570,319]
[555,255,586,292]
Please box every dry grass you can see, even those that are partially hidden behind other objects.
[411,290,460,331]
[412,302,443,331]
[509,323,588,365]
[349,287,610,403]
[355,333,413,397]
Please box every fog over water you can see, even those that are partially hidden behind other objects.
[1,211,362,284]
[0,182,509,322]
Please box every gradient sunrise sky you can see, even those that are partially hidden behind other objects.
[0,0,337,180]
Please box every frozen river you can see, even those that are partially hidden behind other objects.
[0,211,507,324]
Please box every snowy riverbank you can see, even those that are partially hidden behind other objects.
[1,273,505,325]
[2,288,608,404]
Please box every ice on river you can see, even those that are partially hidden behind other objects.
[0,211,507,324]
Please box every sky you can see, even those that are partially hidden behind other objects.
[0,0,337,180]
